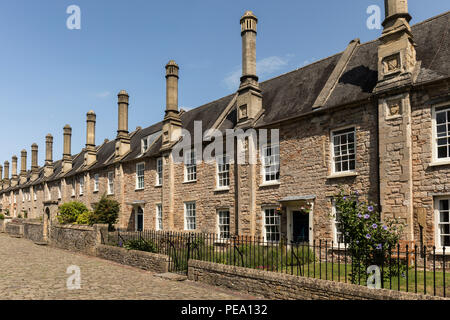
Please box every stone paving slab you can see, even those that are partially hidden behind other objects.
[0,233,262,300]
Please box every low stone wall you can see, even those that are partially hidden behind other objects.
[0,217,13,233]
[188,260,448,300]
[23,221,44,243]
[96,244,169,273]
[49,224,107,256]
[5,222,24,237]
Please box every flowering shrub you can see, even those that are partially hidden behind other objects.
[333,189,405,283]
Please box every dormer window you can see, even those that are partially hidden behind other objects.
[141,136,150,154]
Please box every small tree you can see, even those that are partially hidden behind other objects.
[90,194,120,230]
[332,189,405,283]
[58,201,89,224]
[76,211,94,225]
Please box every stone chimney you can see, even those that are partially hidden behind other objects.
[62,125,72,173]
[11,155,18,187]
[20,149,27,184]
[376,0,416,241]
[376,0,416,91]
[84,110,97,166]
[44,134,54,177]
[0,164,2,190]
[161,60,182,150]
[115,90,131,158]
[31,143,39,180]
[236,11,262,125]
[3,161,9,187]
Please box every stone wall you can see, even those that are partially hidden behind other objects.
[5,221,24,237]
[23,221,44,243]
[188,259,448,300]
[96,244,169,273]
[0,217,13,233]
[49,224,107,256]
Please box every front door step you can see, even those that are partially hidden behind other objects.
[154,273,187,281]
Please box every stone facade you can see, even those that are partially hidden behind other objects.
[0,2,449,252]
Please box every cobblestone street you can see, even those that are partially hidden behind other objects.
[0,233,261,300]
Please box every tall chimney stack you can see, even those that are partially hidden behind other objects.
[84,110,97,166]
[115,90,131,158]
[31,143,39,180]
[0,164,3,190]
[20,149,27,184]
[11,155,18,187]
[62,125,72,173]
[44,134,54,177]
[236,11,262,125]
[3,161,10,187]
[376,0,416,87]
[161,61,182,150]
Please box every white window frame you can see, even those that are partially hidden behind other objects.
[79,176,84,195]
[217,209,231,240]
[156,157,163,186]
[136,162,145,190]
[184,202,196,231]
[93,173,99,192]
[71,179,76,197]
[434,197,450,251]
[331,126,356,174]
[141,136,150,154]
[58,183,62,200]
[432,103,450,164]
[263,207,281,243]
[216,155,230,189]
[156,204,163,231]
[184,150,197,182]
[332,202,346,247]
[261,144,280,184]
[107,171,114,195]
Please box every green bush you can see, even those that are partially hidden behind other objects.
[0,213,5,220]
[76,211,94,225]
[332,188,405,283]
[58,201,89,224]
[124,239,157,253]
[90,194,119,230]
[4,209,9,216]
[18,213,23,218]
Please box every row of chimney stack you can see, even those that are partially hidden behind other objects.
[0,5,270,187]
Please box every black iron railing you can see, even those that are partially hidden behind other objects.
[105,229,449,297]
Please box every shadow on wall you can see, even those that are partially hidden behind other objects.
[339,66,378,93]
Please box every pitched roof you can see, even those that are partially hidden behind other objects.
[2,11,449,191]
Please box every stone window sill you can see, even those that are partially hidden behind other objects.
[327,172,358,179]
[155,184,162,188]
[183,180,197,184]
[259,181,281,188]
[214,187,230,192]
[135,188,144,192]
[429,160,450,168]
[434,250,450,256]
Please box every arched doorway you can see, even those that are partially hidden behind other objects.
[135,206,144,231]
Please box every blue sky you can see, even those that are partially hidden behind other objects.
[0,0,449,169]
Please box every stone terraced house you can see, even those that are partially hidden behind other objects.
[0,1,449,251]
